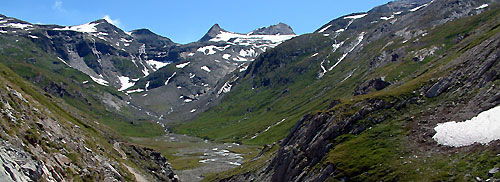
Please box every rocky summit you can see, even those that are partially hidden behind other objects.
[0,0,499,181]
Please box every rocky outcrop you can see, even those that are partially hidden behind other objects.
[121,143,179,182]
[265,99,394,182]
[0,66,177,181]
[0,140,43,182]
[354,78,391,95]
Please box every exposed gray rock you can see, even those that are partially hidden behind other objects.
[425,77,452,98]
[0,140,43,182]
[354,78,391,95]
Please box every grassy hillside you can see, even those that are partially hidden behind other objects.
[0,35,165,138]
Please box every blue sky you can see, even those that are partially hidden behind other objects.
[1,0,392,43]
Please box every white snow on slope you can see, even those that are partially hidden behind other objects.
[332,41,345,52]
[344,14,368,19]
[311,53,319,57]
[0,23,33,29]
[239,65,249,72]
[201,66,211,72]
[380,15,395,20]
[90,75,109,86]
[197,45,218,55]
[57,57,70,67]
[209,31,296,47]
[126,88,144,94]
[239,49,256,57]
[54,22,100,33]
[328,32,365,71]
[475,4,489,10]
[433,105,500,147]
[176,62,190,69]
[410,3,429,12]
[318,25,332,33]
[164,72,176,85]
[223,54,231,60]
[146,60,170,71]
[118,76,135,91]
[232,56,248,62]
[217,78,238,96]
[251,118,286,139]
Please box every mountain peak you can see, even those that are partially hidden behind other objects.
[250,22,295,35]
[130,28,175,46]
[199,23,228,42]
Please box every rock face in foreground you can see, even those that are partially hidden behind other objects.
[0,64,177,181]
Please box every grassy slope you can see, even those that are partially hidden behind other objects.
[0,35,165,138]
[173,7,500,146]
[185,6,500,181]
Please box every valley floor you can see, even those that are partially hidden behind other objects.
[129,133,260,182]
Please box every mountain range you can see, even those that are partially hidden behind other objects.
[0,0,499,181]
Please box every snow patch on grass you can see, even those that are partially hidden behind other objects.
[176,62,190,69]
[433,105,500,147]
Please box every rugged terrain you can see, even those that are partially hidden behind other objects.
[0,0,499,181]
[173,0,500,181]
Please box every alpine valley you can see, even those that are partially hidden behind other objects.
[0,0,499,181]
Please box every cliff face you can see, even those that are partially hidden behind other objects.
[0,64,178,181]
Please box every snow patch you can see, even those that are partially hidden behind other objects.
[118,76,135,91]
[410,3,429,12]
[475,4,489,10]
[239,65,249,72]
[164,72,176,85]
[380,15,395,20]
[57,57,70,67]
[232,56,248,62]
[54,22,100,33]
[433,105,500,147]
[28,35,39,39]
[190,109,196,113]
[201,66,211,72]
[222,54,231,60]
[318,24,332,33]
[146,60,170,71]
[197,45,218,55]
[343,13,368,19]
[311,53,319,57]
[126,89,144,94]
[1,23,33,29]
[90,75,109,86]
[176,62,190,69]
[328,32,365,71]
